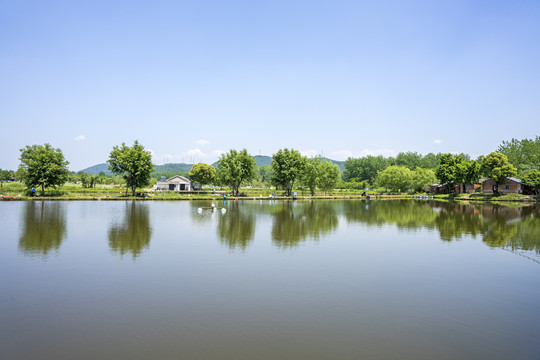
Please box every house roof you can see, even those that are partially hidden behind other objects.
[166,175,190,183]
[507,177,523,184]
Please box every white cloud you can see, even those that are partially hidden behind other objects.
[433,139,442,144]
[74,135,86,141]
[329,149,396,161]
[212,150,226,158]
[196,139,210,145]
[300,149,319,158]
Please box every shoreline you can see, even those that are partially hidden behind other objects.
[1,194,537,203]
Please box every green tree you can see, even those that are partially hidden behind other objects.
[189,163,216,186]
[18,143,70,194]
[257,165,273,185]
[376,165,413,192]
[522,169,540,191]
[107,140,154,196]
[497,136,540,176]
[418,153,440,169]
[410,168,437,192]
[343,155,390,184]
[301,157,321,196]
[0,169,14,187]
[395,151,422,170]
[215,149,256,196]
[318,160,341,195]
[461,160,481,185]
[481,152,517,192]
[81,172,90,188]
[271,148,307,196]
[435,153,465,193]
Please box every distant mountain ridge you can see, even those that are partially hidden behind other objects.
[78,155,345,174]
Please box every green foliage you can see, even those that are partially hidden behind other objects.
[497,136,540,176]
[215,149,256,196]
[151,171,189,180]
[19,202,66,257]
[435,153,465,191]
[337,180,371,190]
[318,160,341,195]
[343,155,389,184]
[462,160,481,185]
[257,165,273,184]
[188,163,216,185]
[395,151,423,169]
[271,148,307,196]
[376,165,413,192]
[410,168,437,192]
[522,170,540,190]
[418,153,440,169]
[481,152,517,186]
[80,172,91,188]
[0,168,15,187]
[108,202,152,259]
[301,157,321,196]
[18,143,70,193]
[107,140,154,196]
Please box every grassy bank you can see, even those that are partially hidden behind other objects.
[0,182,537,202]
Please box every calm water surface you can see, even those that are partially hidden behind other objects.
[1,200,539,360]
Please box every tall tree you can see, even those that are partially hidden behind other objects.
[343,155,389,184]
[189,163,216,186]
[418,153,440,169]
[522,170,540,191]
[481,152,517,192]
[271,148,307,196]
[318,160,341,195]
[376,165,413,192]
[107,140,154,196]
[215,149,256,196]
[395,151,422,170]
[0,169,14,187]
[497,136,540,176]
[461,160,481,186]
[435,153,465,193]
[18,143,70,194]
[301,157,321,196]
[410,168,437,192]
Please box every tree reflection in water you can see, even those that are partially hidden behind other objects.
[217,201,256,250]
[343,200,540,255]
[271,201,339,249]
[19,201,66,258]
[109,201,152,259]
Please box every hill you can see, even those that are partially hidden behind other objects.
[79,162,194,175]
[79,156,345,175]
[77,163,111,175]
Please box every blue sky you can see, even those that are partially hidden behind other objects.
[1,0,539,171]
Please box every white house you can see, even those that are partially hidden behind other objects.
[155,175,192,191]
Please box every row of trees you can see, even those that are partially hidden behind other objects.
[189,148,341,196]
[10,136,540,195]
[14,141,154,195]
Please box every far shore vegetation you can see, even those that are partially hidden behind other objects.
[1,136,539,202]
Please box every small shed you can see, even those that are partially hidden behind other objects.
[156,175,192,191]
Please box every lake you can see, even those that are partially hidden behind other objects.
[1,199,539,360]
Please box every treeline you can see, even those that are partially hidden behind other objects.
[5,136,540,195]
